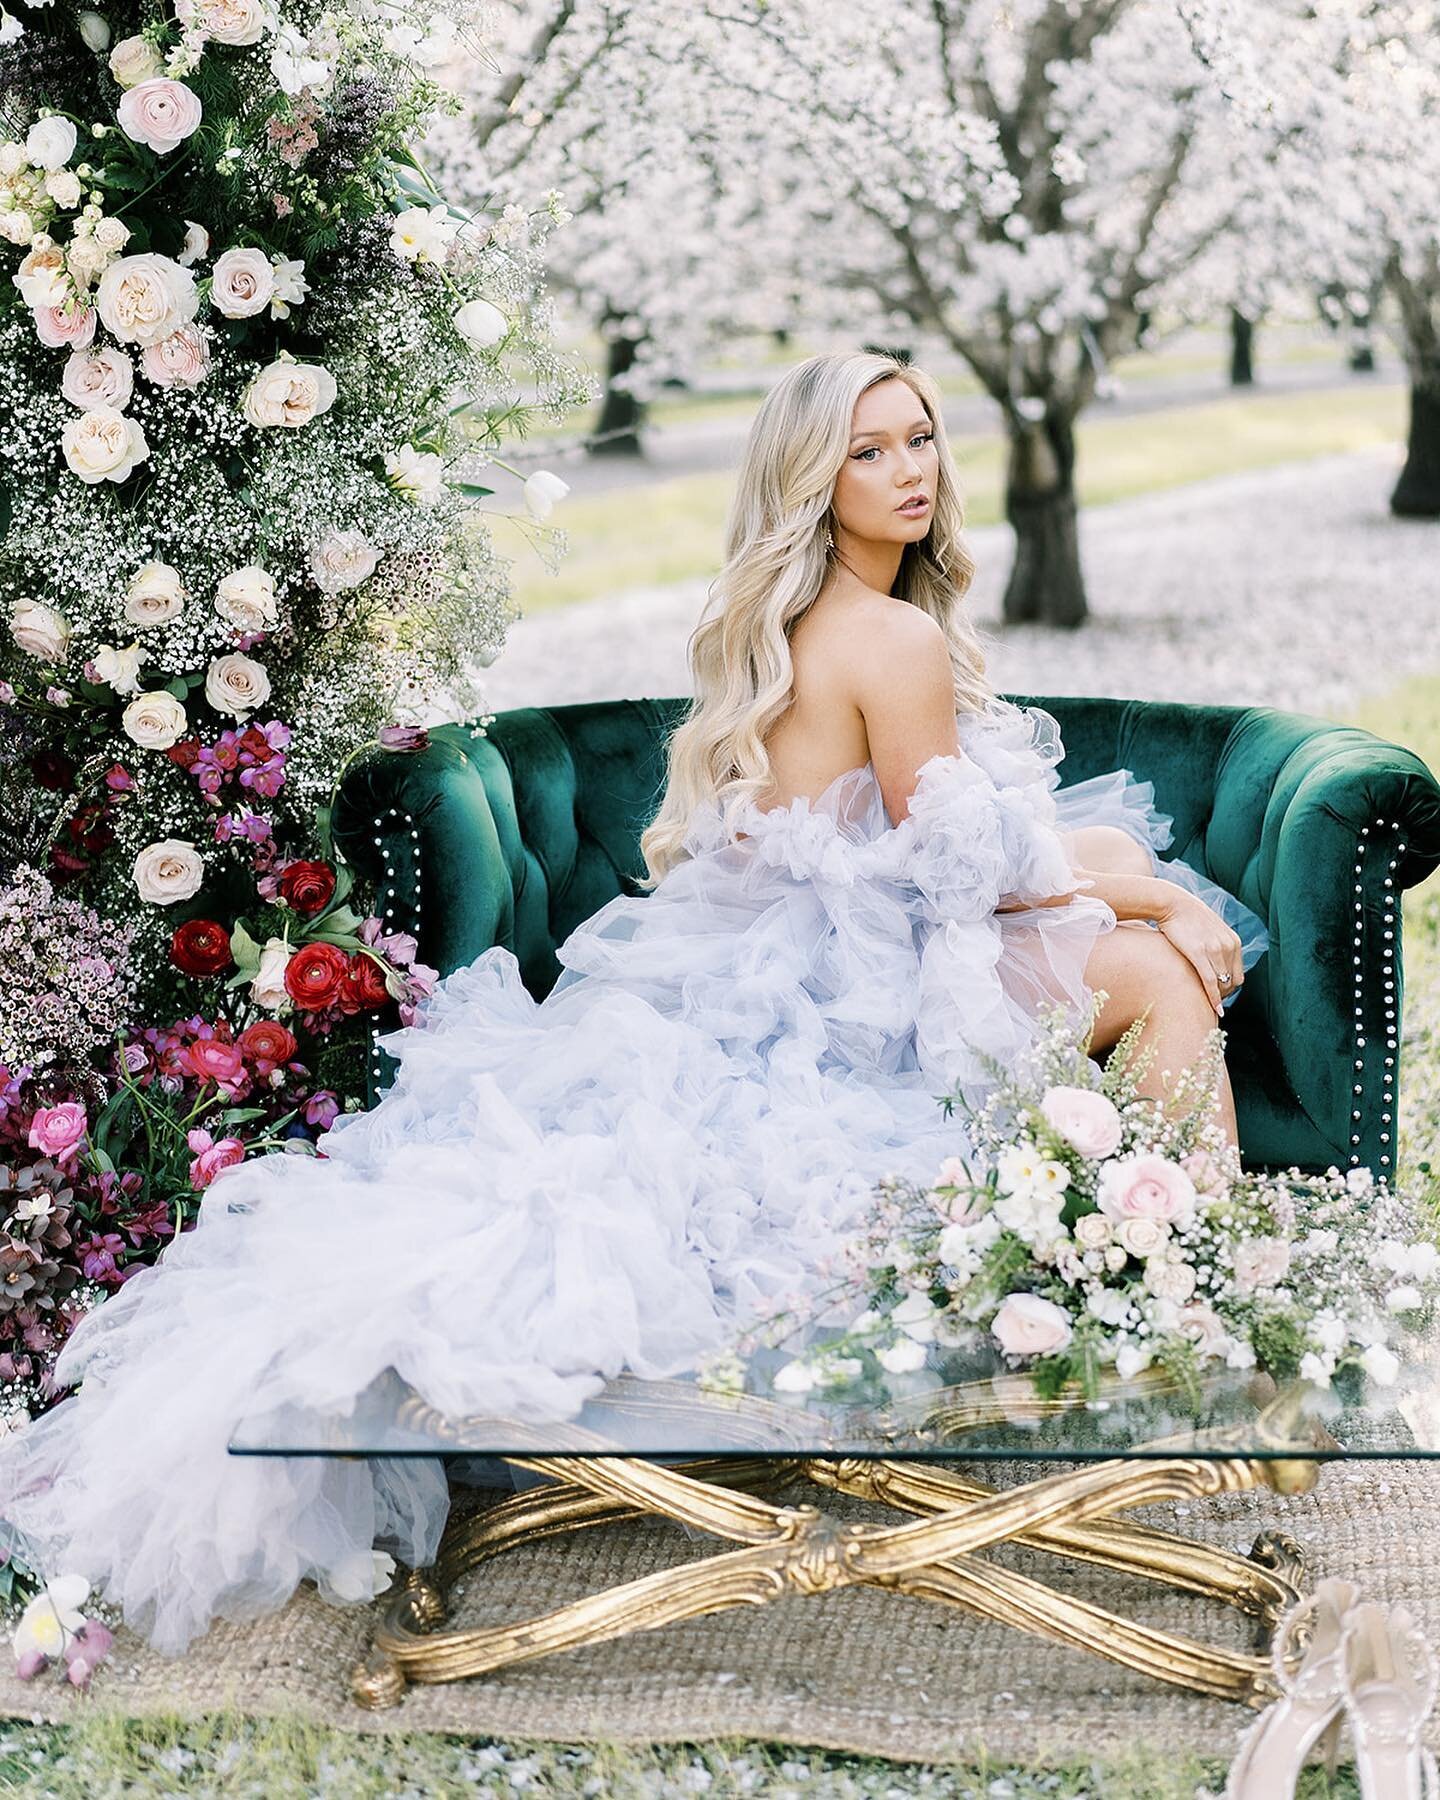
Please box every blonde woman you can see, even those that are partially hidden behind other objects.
[0,351,1266,1657]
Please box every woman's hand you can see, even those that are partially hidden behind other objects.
[1155,891,1245,1014]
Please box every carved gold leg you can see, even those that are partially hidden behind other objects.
[350,1451,1317,1711]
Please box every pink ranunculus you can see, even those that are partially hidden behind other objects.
[1096,1153,1197,1227]
[1231,1236,1291,1297]
[182,1039,245,1087]
[27,1101,88,1161]
[1039,1084,1123,1159]
[116,77,203,155]
[991,1292,1074,1359]
[35,303,98,349]
[186,1129,245,1190]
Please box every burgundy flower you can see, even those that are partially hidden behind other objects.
[170,918,234,977]
[276,859,336,915]
[29,749,76,791]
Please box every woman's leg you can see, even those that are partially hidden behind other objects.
[1061,826,1240,1147]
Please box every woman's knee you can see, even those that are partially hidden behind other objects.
[1073,824,1153,879]
[1086,922,1210,1042]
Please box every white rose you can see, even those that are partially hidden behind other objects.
[132,838,204,906]
[1361,1342,1400,1388]
[116,77,203,156]
[384,441,444,506]
[10,598,71,662]
[122,689,188,749]
[0,211,34,248]
[1073,1213,1111,1250]
[61,345,134,411]
[250,937,293,1012]
[61,404,149,484]
[309,528,381,595]
[45,169,83,210]
[1144,1257,1198,1303]
[991,1293,1073,1359]
[210,245,274,319]
[523,469,570,522]
[176,220,209,267]
[179,0,268,46]
[92,216,131,254]
[109,34,165,88]
[242,356,336,428]
[65,235,111,286]
[25,115,78,172]
[1117,1216,1170,1260]
[91,642,143,696]
[876,1338,928,1375]
[142,322,210,388]
[452,297,507,349]
[123,560,186,626]
[79,11,111,51]
[96,251,199,346]
[214,565,277,632]
[0,145,24,177]
[13,243,67,308]
[204,651,270,718]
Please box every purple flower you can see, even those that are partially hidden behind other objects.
[303,1090,340,1130]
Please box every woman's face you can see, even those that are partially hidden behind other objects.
[830,379,938,548]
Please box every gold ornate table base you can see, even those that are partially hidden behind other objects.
[350,1449,1318,1711]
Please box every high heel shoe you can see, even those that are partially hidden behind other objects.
[1226,1575,1360,1800]
[1341,1599,1440,1800]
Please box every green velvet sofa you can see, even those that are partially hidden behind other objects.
[333,694,1440,1179]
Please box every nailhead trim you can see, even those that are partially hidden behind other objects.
[1350,818,1405,1170]
[370,806,422,1092]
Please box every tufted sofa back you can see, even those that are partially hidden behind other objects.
[334,693,1440,1177]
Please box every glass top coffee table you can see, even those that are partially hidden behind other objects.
[229,1338,1440,1712]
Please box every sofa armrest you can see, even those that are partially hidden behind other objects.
[331,728,517,985]
[1245,723,1440,1173]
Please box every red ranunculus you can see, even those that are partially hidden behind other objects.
[238,1020,297,1070]
[183,1039,246,1087]
[283,940,349,1011]
[170,918,234,977]
[339,951,391,1014]
[277,859,336,915]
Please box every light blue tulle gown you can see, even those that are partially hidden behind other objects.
[0,698,1267,1653]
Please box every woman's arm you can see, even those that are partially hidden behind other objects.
[1000,865,1183,922]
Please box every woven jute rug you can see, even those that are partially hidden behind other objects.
[2,1463,1438,1765]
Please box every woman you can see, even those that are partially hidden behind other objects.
[0,351,1266,1655]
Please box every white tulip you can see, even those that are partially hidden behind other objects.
[522,469,570,522]
[452,297,507,349]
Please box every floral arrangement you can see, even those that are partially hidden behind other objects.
[738,1004,1440,1406]
[0,0,595,1485]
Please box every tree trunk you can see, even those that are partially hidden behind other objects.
[1002,413,1088,628]
[1391,376,1440,519]
[590,329,646,458]
[1349,336,1376,374]
[1229,307,1255,387]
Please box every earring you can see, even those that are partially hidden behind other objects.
[823,524,835,552]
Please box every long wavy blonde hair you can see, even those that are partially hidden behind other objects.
[636,350,994,890]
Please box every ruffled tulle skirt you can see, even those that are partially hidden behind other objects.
[0,706,1269,1653]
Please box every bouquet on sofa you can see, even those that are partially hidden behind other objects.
[0,0,595,1418]
[730,1002,1440,1407]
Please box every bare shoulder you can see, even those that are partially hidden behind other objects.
[799,592,947,701]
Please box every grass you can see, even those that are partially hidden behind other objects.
[504,381,1406,615]
[0,1710,1373,1797]
[2,675,1436,1799]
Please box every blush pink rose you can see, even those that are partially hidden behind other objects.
[27,1101,88,1161]
[142,323,211,389]
[186,1129,245,1190]
[34,303,97,349]
[991,1292,1073,1359]
[1039,1084,1123,1159]
[1181,1148,1232,1198]
[1096,1153,1197,1227]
